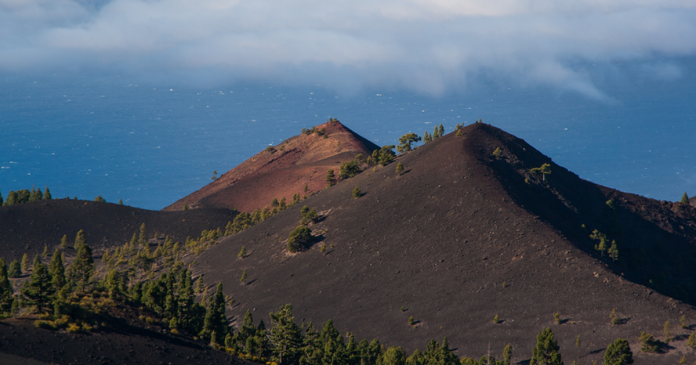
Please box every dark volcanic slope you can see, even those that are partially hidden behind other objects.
[0,199,236,261]
[164,121,380,213]
[194,123,696,364]
[0,318,250,365]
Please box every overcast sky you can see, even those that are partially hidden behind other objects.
[2,0,696,97]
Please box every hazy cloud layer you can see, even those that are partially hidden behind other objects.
[2,0,696,96]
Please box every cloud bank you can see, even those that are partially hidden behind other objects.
[1,0,696,96]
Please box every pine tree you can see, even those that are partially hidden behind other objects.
[10,296,19,317]
[240,270,247,283]
[49,248,66,292]
[43,187,52,200]
[94,195,105,202]
[608,241,619,261]
[238,309,256,347]
[396,133,421,153]
[379,346,406,365]
[139,223,148,247]
[69,244,94,292]
[60,234,68,248]
[42,245,49,257]
[200,284,227,342]
[269,303,303,365]
[238,246,246,259]
[423,131,432,144]
[433,126,440,139]
[681,192,689,204]
[280,197,287,210]
[0,189,3,206]
[0,258,14,314]
[20,258,54,313]
[531,163,552,181]
[395,162,404,175]
[8,260,21,278]
[680,314,688,329]
[530,328,563,365]
[603,338,633,365]
[117,198,123,205]
[20,254,29,273]
[352,186,361,198]
[663,321,671,341]
[687,333,695,348]
[129,232,138,250]
[438,124,444,137]
[195,276,204,294]
[503,344,512,365]
[183,204,189,210]
[74,229,86,250]
[326,169,336,187]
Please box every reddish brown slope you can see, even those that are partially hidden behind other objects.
[164,121,379,213]
[192,123,696,364]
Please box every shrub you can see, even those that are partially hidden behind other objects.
[492,147,503,159]
[603,338,633,365]
[325,169,336,187]
[287,226,312,252]
[339,161,361,179]
[610,308,619,325]
[494,314,500,324]
[554,312,561,324]
[352,187,361,199]
[395,162,404,175]
[34,320,57,330]
[408,316,414,325]
[639,332,659,353]
[265,146,276,153]
[66,323,82,333]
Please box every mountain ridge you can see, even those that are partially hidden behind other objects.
[191,122,696,364]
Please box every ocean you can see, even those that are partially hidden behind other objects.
[1,58,695,210]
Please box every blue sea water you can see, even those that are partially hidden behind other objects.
[1,58,695,210]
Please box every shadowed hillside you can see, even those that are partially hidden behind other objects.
[164,120,379,213]
[0,199,237,261]
[191,123,696,364]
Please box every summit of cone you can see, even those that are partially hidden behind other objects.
[164,120,379,213]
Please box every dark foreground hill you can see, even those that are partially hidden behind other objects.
[192,123,696,364]
[0,199,237,261]
[0,315,249,365]
[164,120,379,213]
